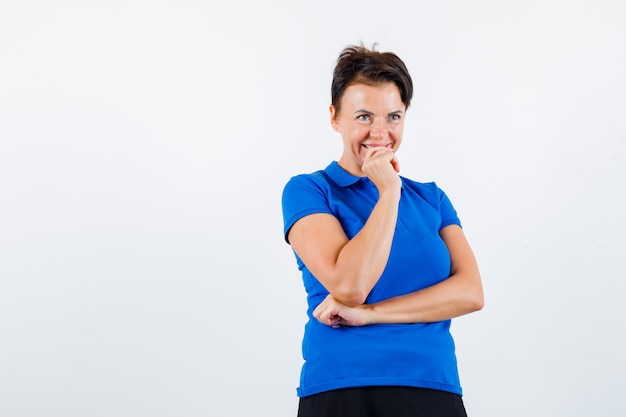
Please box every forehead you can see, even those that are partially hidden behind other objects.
[340,82,403,111]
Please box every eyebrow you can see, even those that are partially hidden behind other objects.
[353,109,405,115]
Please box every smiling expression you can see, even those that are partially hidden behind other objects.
[330,82,406,176]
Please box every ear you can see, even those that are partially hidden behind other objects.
[329,105,339,131]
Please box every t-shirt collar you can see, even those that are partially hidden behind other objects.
[324,161,404,189]
[324,161,361,186]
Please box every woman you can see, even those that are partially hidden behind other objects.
[281,44,484,417]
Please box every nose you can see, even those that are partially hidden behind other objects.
[370,118,387,139]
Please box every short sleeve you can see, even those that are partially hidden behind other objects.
[437,186,462,230]
[281,174,333,243]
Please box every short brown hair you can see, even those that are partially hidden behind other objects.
[331,44,413,114]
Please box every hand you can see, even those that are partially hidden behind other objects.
[313,294,371,328]
[361,147,401,194]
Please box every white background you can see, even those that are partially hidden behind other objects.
[1,1,625,416]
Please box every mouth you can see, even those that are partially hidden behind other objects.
[362,143,393,149]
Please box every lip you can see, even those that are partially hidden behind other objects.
[362,143,393,149]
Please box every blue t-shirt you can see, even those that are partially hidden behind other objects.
[282,161,463,397]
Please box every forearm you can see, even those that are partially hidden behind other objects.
[353,224,484,324]
[311,206,484,327]
[362,272,484,324]
[331,190,400,306]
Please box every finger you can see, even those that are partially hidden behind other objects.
[364,150,400,174]
[327,313,341,328]
[365,146,393,159]
[390,154,400,172]
[314,304,333,324]
[312,303,322,318]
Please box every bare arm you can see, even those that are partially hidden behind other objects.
[313,224,484,326]
[287,148,401,307]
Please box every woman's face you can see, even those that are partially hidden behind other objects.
[330,82,406,176]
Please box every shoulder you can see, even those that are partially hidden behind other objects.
[401,176,461,227]
[281,168,336,240]
[400,177,447,202]
[281,168,336,212]
[282,169,329,197]
[284,169,327,187]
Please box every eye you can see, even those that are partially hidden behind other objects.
[388,113,402,122]
[356,114,371,122]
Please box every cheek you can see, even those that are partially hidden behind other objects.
[390,125,404,139]
[350,126,369,142]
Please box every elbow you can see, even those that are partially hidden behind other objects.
[333,285,369,307]
[326,270,372,307]
[459,271,484,313]
[470,294,484,313]
[467,286,485,313]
